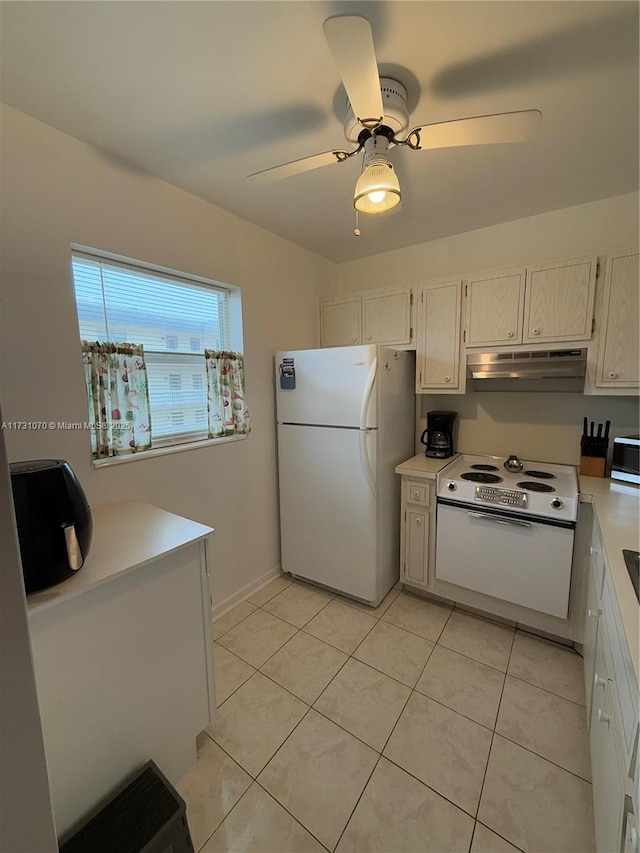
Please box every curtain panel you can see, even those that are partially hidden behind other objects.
[204,350,250,437]
[82,341,152,459]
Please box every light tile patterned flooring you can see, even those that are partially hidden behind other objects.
[176,577,595,853]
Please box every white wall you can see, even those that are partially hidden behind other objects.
[0,104,333,610]
[331,192,639,294]
[331,193,640,463]
[418,393,639,467]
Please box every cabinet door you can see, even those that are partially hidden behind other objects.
[523,256,597,343]
[583,560,601,715]
[590,617,626,853]
[596,250,640,387]
[417,281,463,392]
[402,508,429,588]
[320,298,361,347]
[465,270,525,347]
[362,289,412,345]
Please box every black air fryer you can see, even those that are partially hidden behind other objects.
[9,459,92,593]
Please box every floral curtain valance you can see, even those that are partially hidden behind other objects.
[82,341,152,459]
[205,349,250,438]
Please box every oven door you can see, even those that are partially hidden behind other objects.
[435,500,575,618]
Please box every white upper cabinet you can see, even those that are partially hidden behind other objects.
[595,249,639,388]
[464,256,597,349]
[362,289,412,345]
[465,269,525,347]
[320,287,413,348]
[416,279,464,393]
[523,256,597,344]
[320,297,361,347]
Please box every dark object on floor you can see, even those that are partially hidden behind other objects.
[58,760,193,853]
[622,549,639,603]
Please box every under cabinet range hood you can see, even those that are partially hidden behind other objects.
[467,348,588,392]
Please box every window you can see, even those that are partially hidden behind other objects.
[72,249,245,452]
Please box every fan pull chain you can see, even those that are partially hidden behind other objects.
[353,209,361,237]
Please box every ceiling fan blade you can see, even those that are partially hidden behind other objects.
[412,110,542,150]
[247,150,343,184]
[323,16,383,126]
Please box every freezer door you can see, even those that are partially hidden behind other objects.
[278,423,378,601]
[275,346,377,428]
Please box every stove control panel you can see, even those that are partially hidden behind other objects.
[474,485,528,509]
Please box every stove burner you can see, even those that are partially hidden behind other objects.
[470,464,499,471]
[517,481,555,493]
[523,470,556,479]
[461,472,503,484]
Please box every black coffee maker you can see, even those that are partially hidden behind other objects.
[420,411,457,458]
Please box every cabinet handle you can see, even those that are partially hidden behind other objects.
[590,546,597,556]
[413,491,421,499]
[507,331,514,338]
[532,328,541,336]
[351,337,357,342]
[366,335,372,341]
[593,672,606,689]
[444,376,451,383]
[608,371,618,379]
[415,517,421,526]
[597,708,611,725]
[587,608,598,620]
[629,827,638,850]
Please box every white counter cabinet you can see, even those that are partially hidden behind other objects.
[396,455,456,590]
[580,479,639,853]
[27,500,215,839]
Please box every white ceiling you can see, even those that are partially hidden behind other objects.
[1,1,638,263]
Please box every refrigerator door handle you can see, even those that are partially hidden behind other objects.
[360,428,377,498]
[359,357,377,431]
[359,357,378,498]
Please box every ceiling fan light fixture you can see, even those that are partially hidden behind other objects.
[354,135,401,214]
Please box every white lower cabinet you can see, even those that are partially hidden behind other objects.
[584,520,639,853]
[590,617,626,853]
[400,478,434,590]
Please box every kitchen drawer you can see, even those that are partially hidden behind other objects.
[406,481,430,506]
[602,573,639,764]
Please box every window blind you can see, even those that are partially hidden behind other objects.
[72,251,244,446]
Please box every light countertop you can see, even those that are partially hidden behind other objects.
[395,453,459,480]
[27,500,213,616]
[579,476,639,683]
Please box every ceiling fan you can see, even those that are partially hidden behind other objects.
[248,15,542,221]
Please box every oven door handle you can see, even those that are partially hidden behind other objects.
[468,511,532,528]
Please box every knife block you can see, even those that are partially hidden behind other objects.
[579,455,606,477]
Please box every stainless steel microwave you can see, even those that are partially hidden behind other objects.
[611,435,640,484]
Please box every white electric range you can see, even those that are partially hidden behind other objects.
[435,453,579,619]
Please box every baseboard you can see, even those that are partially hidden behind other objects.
[211,565,283,621]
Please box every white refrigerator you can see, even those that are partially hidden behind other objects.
[275,345,415,605]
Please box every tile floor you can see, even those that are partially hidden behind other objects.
[176,577,595,853]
